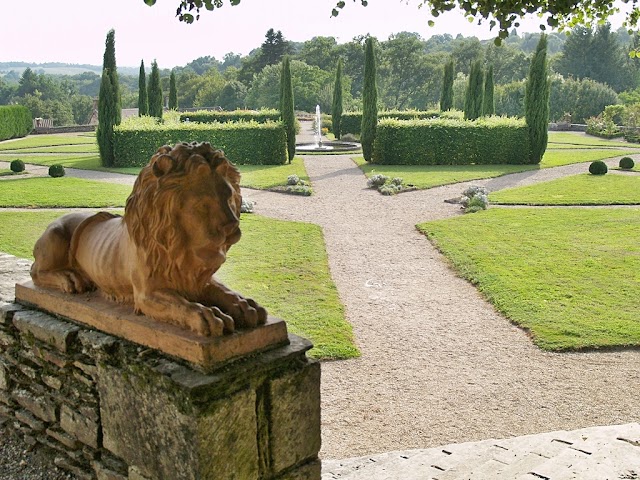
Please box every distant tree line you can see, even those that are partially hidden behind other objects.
[1,23,639,125]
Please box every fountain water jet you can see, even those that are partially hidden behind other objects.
[296,104,361,153]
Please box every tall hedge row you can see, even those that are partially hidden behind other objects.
[340,109,463,135]
[0,106,32,141]
[179,110,280,124]
[113,120,287,167]
[372,117,529,165]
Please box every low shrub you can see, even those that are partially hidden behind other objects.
[241,198,255,213]
[179,109,280,124]
[460,185,489,213]
[113,118,287,166]
[585,115,621,138]
[366,174,388,188]
[619,157,635,169]
[48,164,65,178]
[373,117,530,165]
[10,159,25,173]
[0,105,32,141]
[285,185,312,196]
[589,160,608,175]
[340,109,464,135]
[287,174,300,185]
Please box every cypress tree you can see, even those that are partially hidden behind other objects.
[525,34,550,164]
[97,68,116,167]
[102,29,121,124]
[464,60,484,121]
[148,60,163,119]
[361,37,378,162]
[440,58,454,111]
[280,56,296,163]
[138,60,148,116]
[169,70,178,110]
[97,30,121,167]
[331,58,343,140]
[483,65,495,116]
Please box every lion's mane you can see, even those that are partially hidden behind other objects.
[123,143,241,294]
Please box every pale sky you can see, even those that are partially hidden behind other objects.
[0,0,631,69]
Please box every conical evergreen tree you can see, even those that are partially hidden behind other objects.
[331,58,343,140]
[361,37,378,162]
[464,60,484,121]
[169,70,178,110]
[102,29,121,124]
[280,56,296,163]
[483,65,495,116]
[97,30,121,167]
[525,34,550,164]
[97,68,116,167]
[138,60,148,116]
[440,59,454,111]
[148,60,163,119]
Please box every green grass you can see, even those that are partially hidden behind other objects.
[547,132,631,147]
[491,173,640,205]
[0,177,131,207]
[418,208,640,351]
[1,144,98,154]
[219,214,358,359]
[355,131,640,190]
[0,211,358,359]
[541,149,639,167]
[235,157,309,189]
[0,135,95,150]
[354,157,538,189]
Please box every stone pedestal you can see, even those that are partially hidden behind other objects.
[0,297,321,480]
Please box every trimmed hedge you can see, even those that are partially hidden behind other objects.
[0,106,32,141]
[113,119,287,166]
[341,109,464,135]
[372,117,530,165]
[179,109,280,124]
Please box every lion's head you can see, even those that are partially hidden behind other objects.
[124,142,242,292]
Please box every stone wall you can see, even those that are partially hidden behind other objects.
[0,302,321,480]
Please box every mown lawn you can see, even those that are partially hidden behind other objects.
[0,177,131,207]
[418,208,640,351]
[0,134,311,188]
[490,173,640,205]
[0,211,358,360]
[355,132,640,189]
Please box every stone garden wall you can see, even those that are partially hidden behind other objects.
[0,302,321,480]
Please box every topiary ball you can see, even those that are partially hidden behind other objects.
[10,159,25,173]
[619,157,635,169]
[48,164,65,178]
[589,160,608,175]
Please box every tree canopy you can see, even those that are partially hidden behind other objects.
[142,0,640,43]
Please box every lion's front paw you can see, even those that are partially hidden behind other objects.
[188,303,235,336]
[230,297,268,329]
[57,270,93,294]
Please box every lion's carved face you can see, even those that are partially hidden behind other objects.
[124,143,242,283]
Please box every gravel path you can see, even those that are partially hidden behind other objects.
[2,131,639,474]
[243,152,640,460]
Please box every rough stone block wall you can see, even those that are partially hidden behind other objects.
[0,302,320,480]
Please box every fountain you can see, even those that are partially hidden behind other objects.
[295,104,361,153]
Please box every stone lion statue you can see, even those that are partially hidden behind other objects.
[30,142,267,336]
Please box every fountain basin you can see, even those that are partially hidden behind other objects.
[296,141,361,153]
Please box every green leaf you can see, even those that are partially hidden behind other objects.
[428,20,435,27]
[143,0,156,5]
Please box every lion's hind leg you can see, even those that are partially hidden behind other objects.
[31,213,95,294]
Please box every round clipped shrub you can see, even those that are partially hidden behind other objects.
[619,157,635,169]
[48,164,66,178]
[287,174,300,185]
[589,160,608,175]
[10,159,25,173]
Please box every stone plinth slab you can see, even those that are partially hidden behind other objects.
[15,281,288,371]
